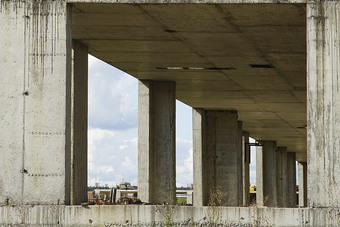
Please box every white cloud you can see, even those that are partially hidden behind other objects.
[176,139,193,187]
[87,128,138,187]
[119,145,127,150]
[88,56,137,131]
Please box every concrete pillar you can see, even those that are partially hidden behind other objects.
[70,41,88,205]
[298,162,307,207]
[0,1,72,205]
[115,190,121,203]
[138,80,176,204]
[307,1,340,208]
[276,147,287,207]
[242,131,250,206]
[186,191,193,205]
[256,141,277,207]
[287,152,296,207]
[237,121,243,206]
[193,109,239,206]
[193,108,205,206]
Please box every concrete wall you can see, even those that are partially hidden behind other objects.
[3,205,340,226]
[0,0,72,205]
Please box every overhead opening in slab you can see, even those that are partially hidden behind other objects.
[249,64,273,68]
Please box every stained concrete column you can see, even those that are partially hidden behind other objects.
[70,41,88,205]
[242,131,250,206]
[256,141,277,207]
[193,109,239,206]
[138,80,176,204]
[0,1,72,205]
[298,162,307,207]
[237,121,243,206]
[287,152,296,207]
[276,147,287,207]
[307,1,340,208]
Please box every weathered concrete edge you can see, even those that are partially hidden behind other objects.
[67,0,307,4]
[1,205,340,226]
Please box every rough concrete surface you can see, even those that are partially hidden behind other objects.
[2,205,340,226]
[0,0,72,205]
[307,0,340,208]
[138,81,176,204]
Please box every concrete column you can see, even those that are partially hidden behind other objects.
[193,109,239,206]
[186,191,193,205]
[70,41,88,205]
[256,141,277,207]
[138,80,176,204]
[237,121,243,206]
[287,152,296,207]
[0,1,72,205]
[307,1,340,207]
[242,131,250,206]
[193,108,205,207]
[298,162,307,207]
[115,190,121,203]
[276,147,287,207]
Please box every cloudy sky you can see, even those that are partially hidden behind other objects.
[87,55,257,188]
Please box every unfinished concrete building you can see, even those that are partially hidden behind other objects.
[0,0,339,225]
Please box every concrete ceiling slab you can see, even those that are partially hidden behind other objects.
[128,71,228,80]
[72,3,143,14]
[265,52,306,72]
[240,26,306,53]
[72,25,176,40]
[176,32,263,57]
[140,4,240,32]
[226,71,294,91]
[80,40,193,53]
[72,3,307,161]
[177,80,243,91]
[242,91,300,103]
[220,4,306,27]
[280,71,306,89]
[73,13,159,27]
[91,51,210,63]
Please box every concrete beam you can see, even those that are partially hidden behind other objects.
[256,141,277,207]
[193,109,239,206]
[307,1,340,207]
[298,162,307,207]
[0,1,72,205]
[287,152,296,207]
[138,80,176,204]
[70,41,88,205]
[276,147,287,207]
